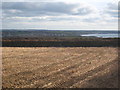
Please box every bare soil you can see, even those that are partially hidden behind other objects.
[2,47,118,88]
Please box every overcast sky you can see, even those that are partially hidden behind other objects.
[2,0,119,30]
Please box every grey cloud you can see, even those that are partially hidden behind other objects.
[83,17,100,22]
[107,3,118,10]
[48,17,78,21]
[73,7,93,15]
[2,2,94,17]
[106,3,118,17]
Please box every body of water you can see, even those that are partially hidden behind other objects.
[81,33,119,38]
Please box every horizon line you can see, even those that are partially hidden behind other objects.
[1,29,118,31]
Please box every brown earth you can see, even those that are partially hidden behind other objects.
[2,47,119,88]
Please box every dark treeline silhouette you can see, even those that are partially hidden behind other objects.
[2,39,119,47]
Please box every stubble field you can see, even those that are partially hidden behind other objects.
[2,47,118,88]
